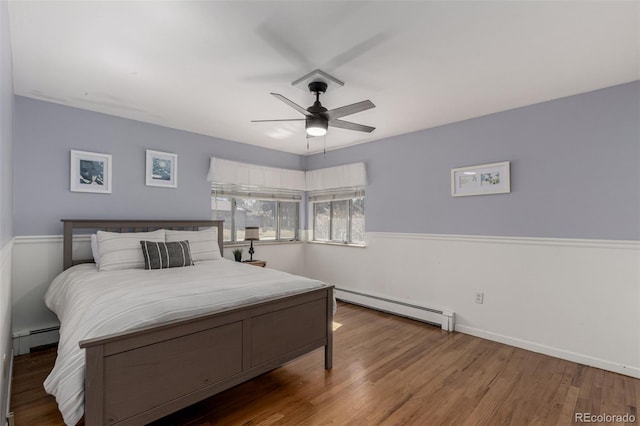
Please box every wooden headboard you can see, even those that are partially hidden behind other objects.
[61,219,225,270]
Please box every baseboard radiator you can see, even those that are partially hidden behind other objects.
[335,288,455,332]
[12,326,60,355]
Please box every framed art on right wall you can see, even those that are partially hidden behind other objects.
[451,161,510,197]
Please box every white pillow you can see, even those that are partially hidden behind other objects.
[165,228,222,262]
[97,229,166,271]
[90,234,100,268]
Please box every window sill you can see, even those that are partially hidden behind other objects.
[225,240,366,249]
[307,240,367,248]
[224,240,304,248]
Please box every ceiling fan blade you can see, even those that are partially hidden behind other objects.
[327,33,390,70]
[329,119,375,133]
[256,21,313,70]
[251,119,305,122]
[326,100,375,120]
[271,93,312,117]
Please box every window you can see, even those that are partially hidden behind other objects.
[212,193,300,243]
[278,201,298,240]
[310,192,365,244]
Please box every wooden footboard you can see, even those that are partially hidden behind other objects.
[80,286,334,426]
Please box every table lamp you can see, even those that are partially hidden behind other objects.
[244,227,260,261]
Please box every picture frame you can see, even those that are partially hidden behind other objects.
[70,150,112,194]
[146,149,177,188]
[451,161,510,197]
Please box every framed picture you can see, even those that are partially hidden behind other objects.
[70,150,112,194]
[146,150,177,188]
[451,161,510,197]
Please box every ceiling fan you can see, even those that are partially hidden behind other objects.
[252,81,375,137]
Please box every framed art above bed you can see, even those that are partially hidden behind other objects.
[146,149,177,188]
[70,150,112,194]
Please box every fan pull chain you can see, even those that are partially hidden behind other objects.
[323,135,326,157]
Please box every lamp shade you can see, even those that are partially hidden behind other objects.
[244,226,260,241]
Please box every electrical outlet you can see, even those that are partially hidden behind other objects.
[475,292,484,304]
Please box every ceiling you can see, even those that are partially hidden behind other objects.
[8,1,639,155]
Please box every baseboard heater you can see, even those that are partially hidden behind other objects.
[12,326,60,355]
[335,288,455,332]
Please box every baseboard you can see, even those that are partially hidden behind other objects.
[455,324,640,379]
[335,287,455,331]
[12,326,60,356]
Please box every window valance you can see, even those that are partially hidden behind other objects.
[305,162,366,192]
[207,158,306,191]
[207,158,366,192]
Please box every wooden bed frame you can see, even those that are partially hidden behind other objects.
[61,219,334,426]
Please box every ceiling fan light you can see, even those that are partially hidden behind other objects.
[306,117,328,137]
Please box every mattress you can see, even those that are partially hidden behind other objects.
[44,259,332,425]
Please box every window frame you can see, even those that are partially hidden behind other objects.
[310,193,365,245]
[213,195,300,244]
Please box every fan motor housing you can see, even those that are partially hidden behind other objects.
[308,81,328,94]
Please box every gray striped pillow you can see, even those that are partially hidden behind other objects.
[97,229,166,271]
[140,240,194,270]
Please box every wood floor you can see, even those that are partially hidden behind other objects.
[11,302,640,425]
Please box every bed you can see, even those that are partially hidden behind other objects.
[45,219,334,426]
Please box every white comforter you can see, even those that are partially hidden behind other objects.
[44,259,332,425]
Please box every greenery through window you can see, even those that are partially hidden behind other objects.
[212,196,299,243]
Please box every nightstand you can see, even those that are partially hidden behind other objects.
[243,260,266,267]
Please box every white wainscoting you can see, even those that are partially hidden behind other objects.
[222,241,306,277]
[306,232,640,378]
[12,232,640,378]
[11,235,307,352]
[12,236,74,354]
[1,239,14,423]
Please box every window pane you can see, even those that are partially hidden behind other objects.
[314,202,330,241]
[351,197,365,243]
[211,197,232,241]
[278,202,298,240]
[235,198,276,241]
[331,200,349,242]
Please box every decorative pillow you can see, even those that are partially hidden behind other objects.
[165,228,222,262]
[97,229,165,271]
[90,234,100,268]
[140,240,194,270]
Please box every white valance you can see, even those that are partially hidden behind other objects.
[207,158,366,193]
[207,157,306,191]
[305,162,366,192]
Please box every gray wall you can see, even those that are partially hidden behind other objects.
[305,81,640,241]
[14,97,303,236]
[13,82,640,240]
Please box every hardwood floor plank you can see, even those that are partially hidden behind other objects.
[11,302,640,425]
